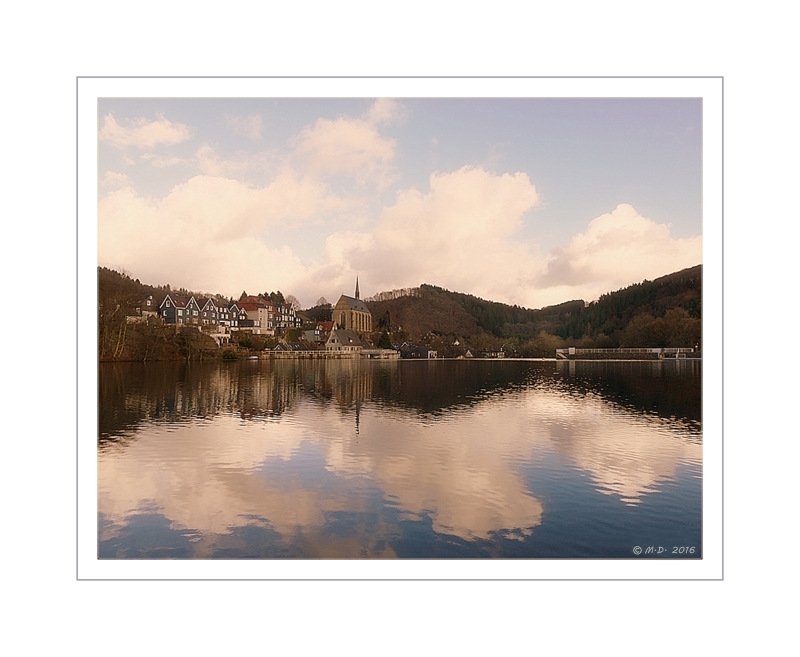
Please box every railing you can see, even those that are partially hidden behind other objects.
[556,348,694,355]
[554,348,696,360]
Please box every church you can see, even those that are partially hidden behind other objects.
[332,277,372,334]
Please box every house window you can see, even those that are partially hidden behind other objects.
[166,300,171,308]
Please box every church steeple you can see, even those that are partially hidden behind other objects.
[355,276,360,300]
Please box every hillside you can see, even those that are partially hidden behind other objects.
[97,264,702,360]
[366,265,702,354]
[555,265,701,341]
[367,287,481,337]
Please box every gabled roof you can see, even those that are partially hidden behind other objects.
[238,300,274,312]
[327,328,364,347]
[160,294,191,309]
[278,341,306,351]
[239,295,275,310]
[335,295,370,314]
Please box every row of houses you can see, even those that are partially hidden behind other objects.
[132,280,440,359]
[129,284,472,359]
[137,293,303,341]
[133,279,372,341]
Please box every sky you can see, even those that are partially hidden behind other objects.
[97,96,702,309]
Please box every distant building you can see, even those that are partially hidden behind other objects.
[159,294,201,326]
[275,340,307,352]
[399,342,437,358]
[332,277,372,333]
[237,295,277,335]
[126,295,158,324]
[326,328,364,353]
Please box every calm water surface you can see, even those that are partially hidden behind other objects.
[98,358,702,559]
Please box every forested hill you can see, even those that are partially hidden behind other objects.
[368,264,702,350]
[97,264,702,359]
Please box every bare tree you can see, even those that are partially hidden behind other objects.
[285,294,302,311]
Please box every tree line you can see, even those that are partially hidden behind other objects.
[367,265,702,356]
[98,264,702,361]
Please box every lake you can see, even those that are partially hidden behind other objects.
[98,358,702,559]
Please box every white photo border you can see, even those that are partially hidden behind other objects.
[77,76,723,581]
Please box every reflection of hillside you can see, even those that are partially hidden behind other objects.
[553,360,701,426]
[100,359,700,445]
[331,359,533,417]
[98,360,702,555]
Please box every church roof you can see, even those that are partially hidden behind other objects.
[336,294,370,313]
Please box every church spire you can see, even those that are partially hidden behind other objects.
[355,276,360,300]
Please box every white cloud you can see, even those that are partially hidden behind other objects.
[316,166,542,303]
[536,203,702,304]
[99,170,131,189]
[99,113,191,149]
[225,113,263,139]
[98,161,701,311]
[309,182,701,310]
[137,143,274,178]
[365,98,405,126]
[98,173,356,299]
[96,103,701,312]
[140,152,187,168]
[292,113,396,186]
[195,143,251,177]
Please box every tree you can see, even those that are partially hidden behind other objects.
[137,316,166,362]
[263,291,285,305]
[661,307,701,347]
[315,297,329,307]
[622,314,659,347]
[377,330,392,349]
[285,294,301,311]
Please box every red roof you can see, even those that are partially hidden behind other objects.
[239,295,275,310]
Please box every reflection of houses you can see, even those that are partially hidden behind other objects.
[332,278,372,334]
